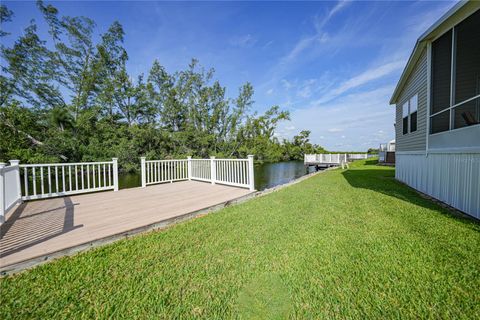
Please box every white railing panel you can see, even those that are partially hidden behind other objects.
[142,156,255,190]
[144,159,188,186]
[20,159,118,200]
[214,159,250,189]
[1,163,21,217]
[4,167,19,212]
[304,154,348,165]
[191,159,211,181]
[348,154,368,160]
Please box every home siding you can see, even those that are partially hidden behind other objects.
[396,152,480,219]
[395,49,428,152]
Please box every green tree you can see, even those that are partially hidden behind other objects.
[1,1,328,169]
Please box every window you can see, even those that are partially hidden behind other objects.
[430,9,480,134]
[402,102,409,134]
[401,95,418,135]
[410,95,418,132]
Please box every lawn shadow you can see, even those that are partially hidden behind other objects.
[364,159,379,165]
[0,197,83,259]
[341,168,480,228]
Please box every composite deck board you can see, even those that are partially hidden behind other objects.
[0,181,251,268]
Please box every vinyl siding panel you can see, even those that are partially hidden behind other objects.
[395,49,428,151]
[396,152,480,219]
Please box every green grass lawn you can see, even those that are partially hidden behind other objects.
[1,160,479,319]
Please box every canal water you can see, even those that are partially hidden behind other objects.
[118,161,315,191]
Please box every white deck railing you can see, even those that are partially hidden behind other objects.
[0,158,119,223]
[191,159,212,182]
[347,154,368,160]
[0,161,22,223]
[304,154,348,164]
[141,155,254,191]
[142,159,189,185]
[215,158,251,188]
[19,159,118,201]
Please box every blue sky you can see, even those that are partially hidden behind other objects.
[2,0,456,151]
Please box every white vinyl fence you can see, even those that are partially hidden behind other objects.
[0,161,22,223]
[0,158,119,223]
[215,158,252,189]
[142,155,254,191]
[191,159,212,182]
[347,154,368,161]
[304,154,348,164]
[20,159,119,201]
[142,159,189,185]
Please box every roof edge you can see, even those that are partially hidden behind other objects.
[389,0,474,105]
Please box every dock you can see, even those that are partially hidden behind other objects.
[0,181,252,272]
[0,156,255,273]
[304,153,348,169]
[304,153,370,169]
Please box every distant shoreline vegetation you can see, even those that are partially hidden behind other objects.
[1,2,345,172]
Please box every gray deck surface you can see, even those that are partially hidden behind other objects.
[0,181,251,268]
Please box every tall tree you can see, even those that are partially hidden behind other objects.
[1,1,329,167]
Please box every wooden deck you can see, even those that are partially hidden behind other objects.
[0,181,252,271]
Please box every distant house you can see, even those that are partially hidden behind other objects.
[378,140,395,164]
[390,1,480,219]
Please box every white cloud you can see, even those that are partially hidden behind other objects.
[229,34,256,48]
[263,40,274,49]
[276,85,396,151]
[281,0,352,63]
[266,88,274,95]
[266,1,455,151]
[284,36,316,62]
[313,60,405,105]
[281,79,293,90]
[314,1,351,31]
[298,86,312,98]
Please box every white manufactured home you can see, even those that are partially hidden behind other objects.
[390,1,480,219]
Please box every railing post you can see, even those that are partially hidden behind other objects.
[210,156,216,185]
[0,163,6,224]
[140,157,146,188]
[248,155,255,191]
[187,156,192,180]
[9,160,22,203]
[112,158,119,191]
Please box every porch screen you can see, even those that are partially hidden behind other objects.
[430,30,452,134]
[430,9,480,134]
[453,9,480,129]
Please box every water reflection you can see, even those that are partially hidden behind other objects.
[118,161,315,191]
[254,161,314,191]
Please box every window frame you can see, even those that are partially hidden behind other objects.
[401,94,418,135]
